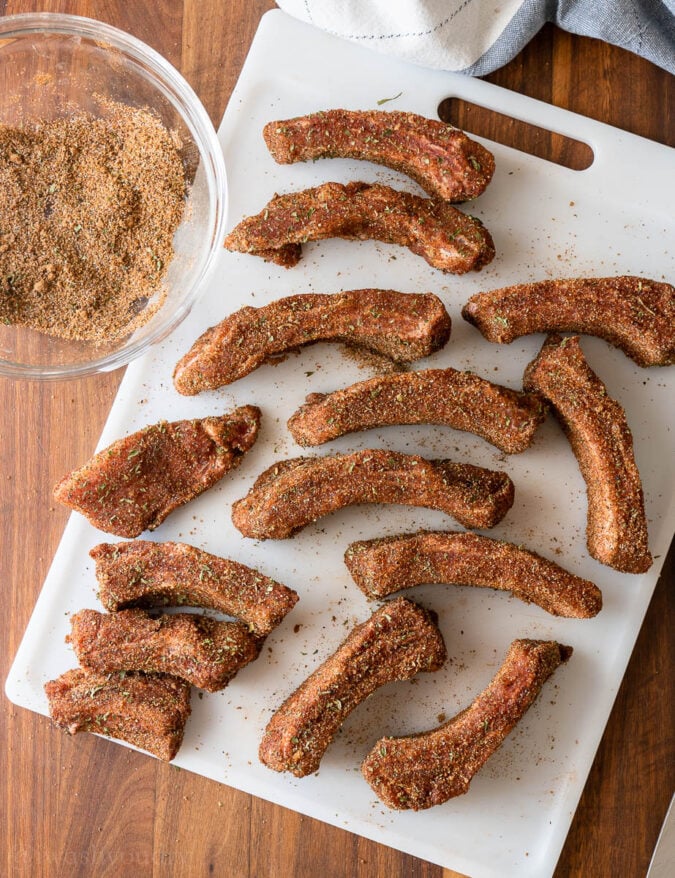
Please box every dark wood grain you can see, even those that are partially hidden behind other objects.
[439,96,595,170]
[0,4,672,878]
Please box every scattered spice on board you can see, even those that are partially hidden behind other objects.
[0,101,187,342]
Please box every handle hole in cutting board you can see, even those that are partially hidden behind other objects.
[438,97,594,170]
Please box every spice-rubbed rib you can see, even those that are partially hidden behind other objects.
[44,668,191,761]
[344,531,602,618]
[287,368,545,454]
[223,181,495,274]
[90,541,298,638]
[259,598,446,777]
[524,335,651,573]
[173,290,451,396]
[362,639,572,810]
[254,243,302,268]
[462,276,675,368]
[263,109,494,202]
[53,406,260,538]
[69,609,261,692]
[231,450,514,540]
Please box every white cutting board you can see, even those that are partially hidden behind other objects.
[6,11,675,878]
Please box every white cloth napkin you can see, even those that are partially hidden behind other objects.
[276,0,675,75]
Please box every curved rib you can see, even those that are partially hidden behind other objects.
[362,639,572,810]
[344,531,602,618]
[69,609,261,692]
[462,276,675,367]
[263,109,494,202]
[523,335,651,573]
[287,368,545,454]
[45,668,191,762]
[53,406,261,538]
[173,290,451,395]
[231,450,515,539]
[223,181,495,274]
[259,598,446,777]
[90,541,298,638]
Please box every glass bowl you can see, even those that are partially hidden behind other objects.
[0,13,227,380]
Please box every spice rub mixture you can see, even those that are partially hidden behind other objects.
[0,101,186,342]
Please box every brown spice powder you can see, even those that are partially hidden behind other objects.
[0,102,186,343]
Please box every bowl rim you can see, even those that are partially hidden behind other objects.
[0,12,228,380]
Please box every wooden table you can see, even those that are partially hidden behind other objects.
[1,2,672,876]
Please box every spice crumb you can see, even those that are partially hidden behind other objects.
[0,101,187,343]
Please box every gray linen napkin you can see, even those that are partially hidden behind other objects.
[277,0,675,75]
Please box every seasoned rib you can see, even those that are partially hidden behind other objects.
[259,598,447,777]
[173,290,451,395]
[53,406,261,538]
[362,639,572,809]
[263,109,495,202]
[344,531,602,618]
[255,243,302,268]
[44,668,191,761]
[462,276,675,367]
[231,450,515,539]
[287,368,545,454]
[90,540,298,638]
[223,181,495,274]
[523,335,651,573]
[69,609,261,692]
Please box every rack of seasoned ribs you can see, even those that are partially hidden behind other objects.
[362,639,572,809]
[259,598,447,777]
[462,275,675,367]
[173,290,451,395]
[223,181,495,274]
[69,609,262,692]
[344,531,602,618]
[231,450,515,539]
[287,368,545,454]
[90,541,298,638]
[53,406,261,538]
[45,668,192,762]
[263,109,495,202]
[524,335,652,573]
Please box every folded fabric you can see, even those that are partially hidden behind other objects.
[277,0,675,75]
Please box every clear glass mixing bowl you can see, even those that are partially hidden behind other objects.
[0,13,227,379]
